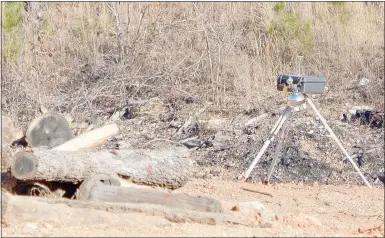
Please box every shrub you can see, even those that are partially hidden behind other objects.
[2,2,24,61]
[268,2,315,55]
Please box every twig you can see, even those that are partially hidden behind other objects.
[140,139,185,149]
[32,182,57,198]
[240,186,273,197]
[201,16,214,91]
[105,2,123,62]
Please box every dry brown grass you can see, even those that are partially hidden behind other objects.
[1,2,384,124]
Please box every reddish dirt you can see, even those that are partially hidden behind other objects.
[2,178,384,237]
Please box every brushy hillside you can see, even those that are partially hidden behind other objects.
[1,2,384,124]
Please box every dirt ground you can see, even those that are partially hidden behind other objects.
[2,178,384,237]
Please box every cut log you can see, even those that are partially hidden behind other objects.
[53,123,119,151]
[5,195,249,226]
[26,113,74,148]
[11,147,193,188]
[77,174,222,213]
[77,174,121,199]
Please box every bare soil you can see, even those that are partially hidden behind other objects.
[2,178,384,237]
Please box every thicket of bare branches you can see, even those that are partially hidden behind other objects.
[2,2,384,124]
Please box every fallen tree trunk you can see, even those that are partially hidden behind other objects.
[5,195,248,226]
[77,174,222,213]
[85,185,222,213]
[53,123,119,151]
[11,147,193,188]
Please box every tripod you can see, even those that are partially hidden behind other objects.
[240,94,372,188]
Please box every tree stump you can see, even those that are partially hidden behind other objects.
[26,113,74,148]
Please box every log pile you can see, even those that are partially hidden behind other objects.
[1,111,225,223]
[11,147,193,188]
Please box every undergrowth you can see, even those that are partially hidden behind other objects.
[1,2,384,124]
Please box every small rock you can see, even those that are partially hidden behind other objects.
[210,169,221,177]
[359,77,370,86]
[318,207,327,213]
[233,201,277,223]
[281,157,292,166]
[233,201,266,211]
[200,119,227,131]
[377,175,385,184]
[303,215,323,226]
[183,97,195,104]
[244,113,268,127]
[76,121,88,129]
[86,124,94,131]
[24,223,38,233]
[40,105,48,114]
[64,113,74,124]
[53,188,66,197]
[110,111,121,121]
[122,107,132,120]
[45,224,53,230]
[26,223,38,230]
[259,209,277,223]
[260,222,273,228]
[307,130,314,135]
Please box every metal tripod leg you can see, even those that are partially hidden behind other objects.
[241,106,292,182]
[306,97,372,188]
[264,120,290,184]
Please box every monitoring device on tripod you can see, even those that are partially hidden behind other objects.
[275,74,326,111]
[276,74,326,94]
[239,73,372,188]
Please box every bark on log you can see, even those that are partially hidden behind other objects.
[77,174,222,213]
[26,113,74,148]
[11,147,193,188]
[53,124,119,151]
